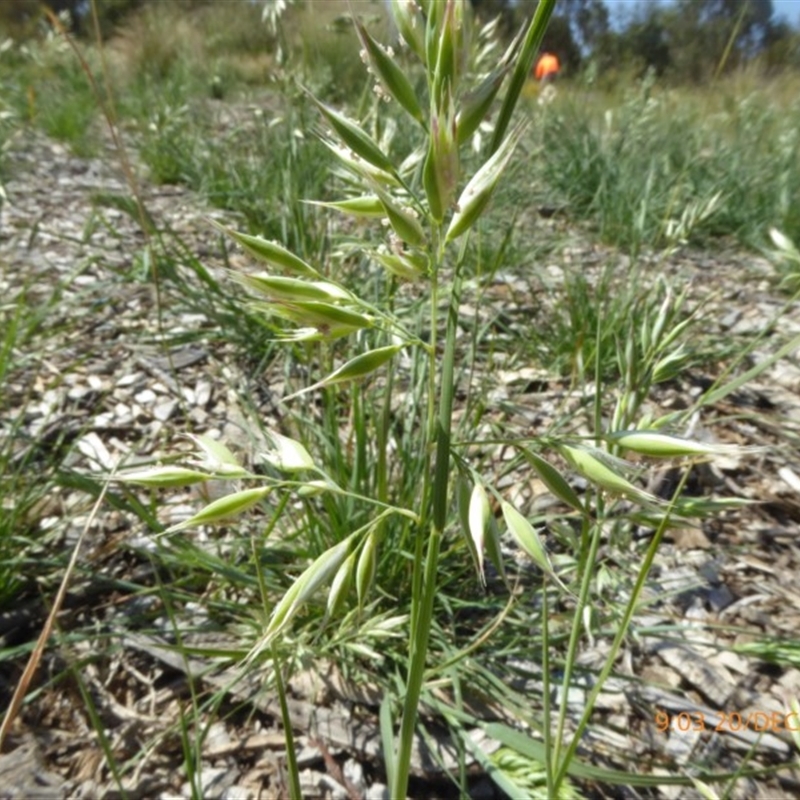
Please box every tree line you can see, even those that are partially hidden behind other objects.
[2,0,799,82]
[476,0,800,81]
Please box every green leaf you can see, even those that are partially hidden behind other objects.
[700,330,800,408]
[482,722,699,787]
[380,695,397,793]
[490,0,556,153]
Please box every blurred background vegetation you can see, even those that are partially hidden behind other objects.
[1,0,798,82]
[1,0,798,253]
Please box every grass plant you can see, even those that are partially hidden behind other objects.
[3,1,800,797]
[117,1,792,797]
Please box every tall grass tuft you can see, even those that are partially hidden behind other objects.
[534,69,800,253]
[111,2,793,798]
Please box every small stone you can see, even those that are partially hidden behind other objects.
[154,399,178,422]
[195,380,213,408]
[299,770,347,800]
[221,788,253,800]
[134,388,157,404]
[117,372,143,387]
[188,407,208,425]
[67,385,91,401]
[180,767,239,799]
[205,722,231,751]
[365,783,392,800]
[342,759,366,795]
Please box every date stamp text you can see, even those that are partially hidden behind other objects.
[655,709,797,734]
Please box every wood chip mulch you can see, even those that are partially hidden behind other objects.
[3,121,800,800]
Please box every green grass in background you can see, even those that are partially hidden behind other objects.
[527,69,800,253]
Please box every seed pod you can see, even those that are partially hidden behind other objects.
[607,430,736,459]
[322,140,400,187]
[232,274,353,304]
[265,533,356,641]
[770,227,800,260]
[311,96,396,175]
[297,478,343,497]
[390,0,426,62]
[306,196,385,218]
[422,132,444,223]
[559,444,656,504]
[446,123,526,242]
[263,432,316,472]
[210,220,319,277]
[425,0,444,72]
[456,66,509,146]
[186,434,244,474]
[327,551,356,618]
[423,91,458,222]
[468,483,491,586]
[457,476,506,583]
[356,531,379,606]
[501,501,552,575]
[432,0,468,106]
[165,487,271,533]
[372,250,429,280]
[285,344,405,400]
[652,345,690,384]
[271,300,373,332]
[521,449,584,513]
[373,186,425,247]
[117,466,212,488]
[355,19,425,126]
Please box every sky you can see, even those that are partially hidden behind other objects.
[603,0,800,28]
